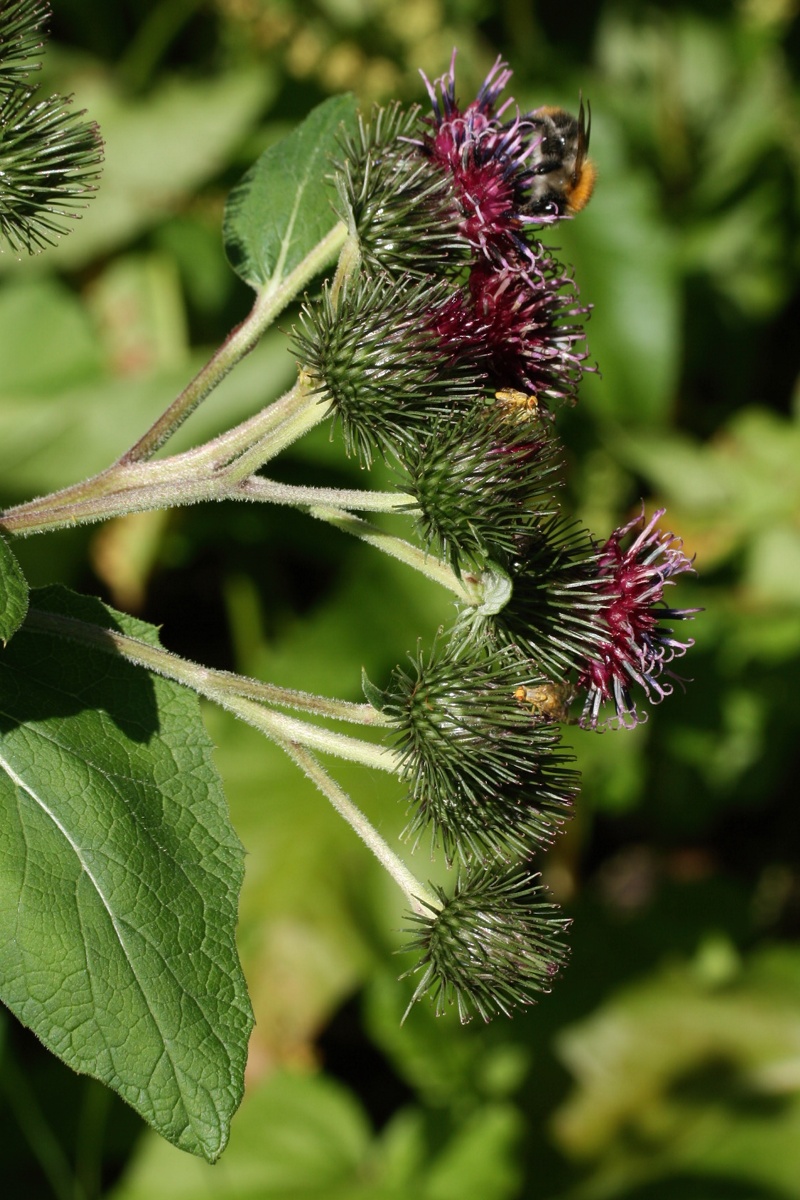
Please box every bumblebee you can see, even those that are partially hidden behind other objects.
[524,97,597,218]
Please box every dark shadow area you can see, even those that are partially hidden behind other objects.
[0,1015,144,1200]
[316,991,416,1131]
[608,1173,790,1200]
[0,586,159,742]
[669,1055,791,1120]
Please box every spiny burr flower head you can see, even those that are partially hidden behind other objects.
[418,258,591,414]
[402,867,571,1023]
[417,51,595,267]
[293,272,486,466]
[468,259,590,405]
[400,402,563,574]
[319,51,594,450]
[383,639,577,864]
[0,0,103,255]
[0,0,50,101]
[467,515,606,681]
[415,55,593,410]
[419,53,529,262]
[335,101,468,280]
[577,508,698,730]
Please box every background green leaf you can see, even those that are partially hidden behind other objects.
[551,944,800,1198]
[0,68,276,275]
[110,1067,523,1200]
[223,93,359,291]
[0,586,253,1162]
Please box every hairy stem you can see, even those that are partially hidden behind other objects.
[307,505,480,602]
[0,381,330,536]
[277,739,439,916]
[0,218,349,534]
[239,476,417,513]
[25,608,399,763]
[120,221,348,463]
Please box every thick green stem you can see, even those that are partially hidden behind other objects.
[307,505,479,602]
[277,740,439,916]
[239,476,417,513]
[215,390,329,485]
[0,381,328,537]
[25,608,398,763]
[120,221,348,464]
[170,375,312,470]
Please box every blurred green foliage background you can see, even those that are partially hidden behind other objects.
[1,0,799,1196]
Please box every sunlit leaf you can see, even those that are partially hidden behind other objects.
[0,586,253,1161]
[223,94,358,292]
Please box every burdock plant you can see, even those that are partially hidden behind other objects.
[0,10,697,1165]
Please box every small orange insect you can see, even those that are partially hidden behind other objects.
[495,387,539,414]
[514,681,575,723]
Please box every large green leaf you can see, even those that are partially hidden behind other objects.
[0,537,28,644]
[0,586,253,1161]
[223,94,358,292]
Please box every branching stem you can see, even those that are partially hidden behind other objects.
[24,604,438,916]
[276,739,439,916]
[25,608,397,756]
[0,221,349,535]
[120,221,349,463]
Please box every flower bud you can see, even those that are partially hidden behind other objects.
[384,639,578,864]
[402,867,571,1022]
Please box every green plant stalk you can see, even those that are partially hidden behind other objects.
[277,738,439,916]
[2,469,478,617]
[120,221,349,464]
[0,430,478,619]
[0,382,329,536]
[24,605,436,914]
[169,373,313,470]
[307,505,481,602]
[181,664,389,725]
[24,607,400,767]
[0,382,413,535]
[239,476,417,513]
[212,391,330,486]
[6,376,310,528]
[0,219,349,530]
[328,231,361,307]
